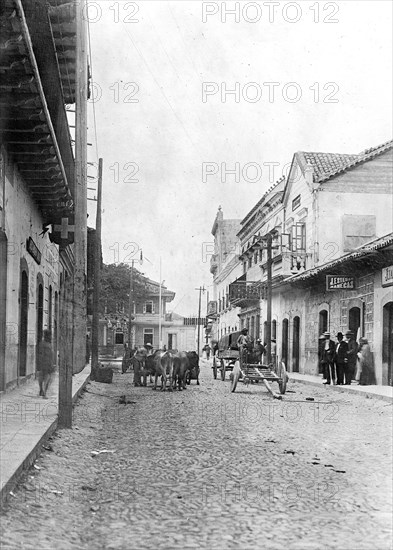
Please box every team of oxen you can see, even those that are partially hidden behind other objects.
[127,348,200,391]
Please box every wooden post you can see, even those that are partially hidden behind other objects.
[58,269,73,428]
[59,0,87,427]
[72,0,88,375]
[128,260,134,346]
[91,158,103,372]
[195,286,205,355]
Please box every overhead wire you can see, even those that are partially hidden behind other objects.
[87,15,100,164]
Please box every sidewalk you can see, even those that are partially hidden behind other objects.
[290,372,393,402]
[0,366,91,502]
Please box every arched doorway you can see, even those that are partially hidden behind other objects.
[36,276,44,372]
[319,309,328,336]
[0,231,7,390]
[349,306,361,337]
[292,316,300,372]
[54,291,58,367]
[383,302,393,386]
[272,319,277,340]
[19,270,29,377]
[282,318,289,366]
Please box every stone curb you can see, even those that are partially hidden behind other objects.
[290,376,393,403]
[0,374,90,505]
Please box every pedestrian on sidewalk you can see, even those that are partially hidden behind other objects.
[345,331,358,385]
[37,330,55,398]
[334,332,348,385]
[122,343,131,374]
[131,346,147,387]
[321,332,336,385]
[357,338,376,385]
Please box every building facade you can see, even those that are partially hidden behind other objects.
[209,207,242,343]
[210,140,393,384]
[0,0,80,390]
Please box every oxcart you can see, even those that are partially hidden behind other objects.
[212,331,241,381]
[229,348,288,399]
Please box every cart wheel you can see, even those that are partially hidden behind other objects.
[278,362,288,394]
[213,358,217,380]
[230,361,240,392]
[220,359,226,381]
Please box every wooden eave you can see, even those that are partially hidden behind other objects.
[0,0,74,224]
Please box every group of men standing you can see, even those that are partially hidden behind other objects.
[319,330,359,385]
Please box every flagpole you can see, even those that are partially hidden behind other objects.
[159,256,162,349]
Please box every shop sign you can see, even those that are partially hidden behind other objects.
[326,275,355,290]
[382,265,393,287]
[207,300,217,317]
[26,237,41,265]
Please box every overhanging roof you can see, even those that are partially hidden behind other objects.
[0,0,74,223]
[282,233,393,288]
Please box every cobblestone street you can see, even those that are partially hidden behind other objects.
[1,360,392,550]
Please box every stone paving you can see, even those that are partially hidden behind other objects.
[0,360,392,550]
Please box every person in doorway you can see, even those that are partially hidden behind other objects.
[271,338,277,367]
[321,332,336,385]
[318,334,326,378]
[334,332,348,385]
[37,330,55,399]
[357,338,376,385]
[345,331,358,385]
[255,339,265,364]
[85,334,91,365]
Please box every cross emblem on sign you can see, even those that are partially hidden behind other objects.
[54,217,75,239]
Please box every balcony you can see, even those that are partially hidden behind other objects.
[228,281,264,308]
[210,254,218,275]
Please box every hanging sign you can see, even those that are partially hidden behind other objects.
[326,275,355,291]
[26,237,41,265]
[382,265,393,287]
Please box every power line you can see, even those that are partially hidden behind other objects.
[87,17,99,162]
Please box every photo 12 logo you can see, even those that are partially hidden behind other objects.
[201,2,340,24]
[202,82,340,104]
[80,1,140,24]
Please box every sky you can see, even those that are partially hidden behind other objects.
[85,0,392,315]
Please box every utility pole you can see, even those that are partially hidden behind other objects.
[159,256,162,348]
[266,233,272,365]
[195,285,205,355]
[91,158,103,372]
[128,259,134,347]
[59,0,87,428]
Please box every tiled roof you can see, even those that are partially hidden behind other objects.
[297,139,392,184]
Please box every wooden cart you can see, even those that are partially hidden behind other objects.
[212,331,241,381]
[229,350,288,399]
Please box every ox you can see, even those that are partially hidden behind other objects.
[173,351,200,390]
[185,351,200,386]
[145,350,175,391]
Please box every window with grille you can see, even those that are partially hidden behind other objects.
[291,223,306,252]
